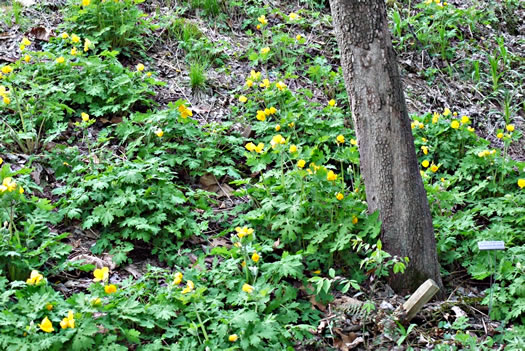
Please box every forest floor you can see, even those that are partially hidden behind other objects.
[0,0,524,350]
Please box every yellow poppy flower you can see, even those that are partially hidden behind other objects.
[173,272,183,285]
[327,170,337,181]
[104,284,117,294]
[38,317,54,333]
[26,270,43,285]
[93,267,109,282]
[242,283,254,293]
[178,104,193,118]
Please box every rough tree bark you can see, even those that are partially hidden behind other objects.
[329,0,444,294]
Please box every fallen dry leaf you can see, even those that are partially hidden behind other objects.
[27,26,53,41]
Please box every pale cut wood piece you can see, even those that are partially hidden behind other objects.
[402,279,440,321]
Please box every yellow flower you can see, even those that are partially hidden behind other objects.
[251,252,260,262]
[297,159,306,168]
[2,96,10,105]
[105,284,117,294]
[56,56,65,63]
[260,79,270,88]
[84,38,92,52]
[60,311,75,329]
[21,37,31,46]
[270,134,286,148]
[92,297,102,306]
[450,120,460,129]
[497,132,503,139]
[336,192,344,201]
[289,145,297,153]
[468,127,475,132]
[421,146,428,155]
[155,129,164,137]
[229,334,239,342]
[256,110,266,121]
[46,304,53,311]
[350,139,357,146]
[256,24,261,30]
[518,179,525,189]
[430,164,439,173]
[352,216,358,225]
[241,260,246,267]
[250,70,261,81]
[260,47,270,55]
[242,283,254,293]
[71,34,80,43]
[81,112,89,122]
[288,122,295,128]
[61,32,69,39]
[38,317,54,333]
[19,186,24,194]
[181,280,194,294]
[269,106,277,115]
[443,108,451,116]
[477,150,488,158]
[93,267,109,282]
[296,34,302,41]
[421,160,430,168]
[178,104,193,118]
[432,112,440,124]
[289,12,299,20]
[26,270,43,285]
[0,157,2,165]
[245,142,256,152]
[173,272,183,285]
[506,124,515,132]
[1,66,13,74]
[257,15,267,25]
[327,170,337,181]
[136,63,145,72]
[275,124,280,131]
[254,143,264,153]
[461,115,470,124]
[245,79,254,87]
[336,134,345,144]
[235,226,254,238]
[328,99,336,107]
[419,123,424,129]
[23,55,31,62]
[275,81,286,91]
[264,108,271,116]
[70,47,78,56]
[82,0,91,6]
[238,95,247,103]
[146,72,152,77]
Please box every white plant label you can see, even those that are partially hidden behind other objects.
[477,241,505,251]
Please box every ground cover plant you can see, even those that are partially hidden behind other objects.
[0,0,524,349]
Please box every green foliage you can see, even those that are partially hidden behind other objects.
[0,165,71,281]
[0,46,160,153]
[189,61,207,90]
[61,0,154,57]
[410,110,525,322]
[0,238,320,350]
[53,155,207,265]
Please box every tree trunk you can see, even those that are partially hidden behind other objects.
[329,0,444,294]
